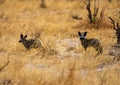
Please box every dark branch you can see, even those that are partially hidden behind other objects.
[94,0,99,17]
[108,17,117,30]
[40,0,46,8]
[109,17,120,44]
[116,22,119,28]
[0,61,10,72]
[85,0,93,23]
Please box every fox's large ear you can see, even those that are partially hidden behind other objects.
[24,35,27,39]
[84,31,87,36]
[20,34,23,38]
[78,32,81,36]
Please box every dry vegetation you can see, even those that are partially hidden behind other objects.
[0,0,120,85]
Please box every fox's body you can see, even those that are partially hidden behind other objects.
[78,31,103,55]
[19,34,41,49]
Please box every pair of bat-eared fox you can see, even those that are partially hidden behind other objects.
[19,31,103,56]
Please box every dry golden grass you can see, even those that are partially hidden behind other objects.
[0,0,120,85]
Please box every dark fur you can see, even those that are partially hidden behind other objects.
[19,34,41,49]
[78,31,103,55]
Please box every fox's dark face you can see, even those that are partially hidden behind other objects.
[78,31,87,40]
[19,34,27,42]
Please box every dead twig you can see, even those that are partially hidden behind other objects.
[109,17,120,44]
[0,61,10,72]
[40,0,46,8]
[83,0,104,29]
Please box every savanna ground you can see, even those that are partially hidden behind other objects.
[0,0,120,85]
